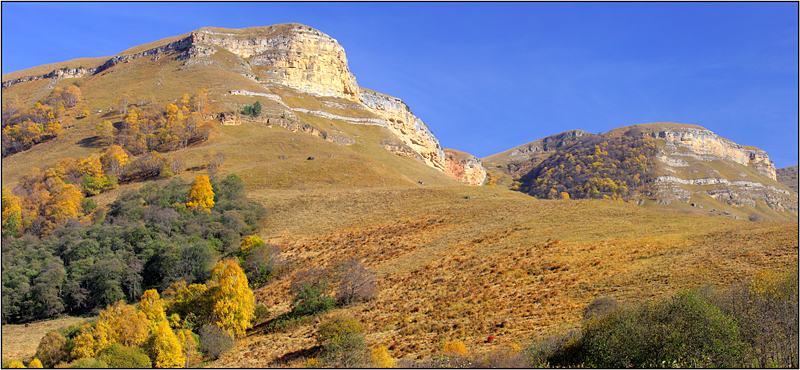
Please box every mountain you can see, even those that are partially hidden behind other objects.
[1,23,484,190]
[777,165,798,195]
[484,123,797,221]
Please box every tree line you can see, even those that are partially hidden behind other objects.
[1,174,265,325]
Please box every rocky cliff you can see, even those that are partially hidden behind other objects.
[616,123,795,213]
[3,23,451,175]
[443,149,487,186]
[642,125,776,180]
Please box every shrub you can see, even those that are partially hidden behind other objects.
[371,345,397,368]
[707,267,798,367]
[254,304,270,322]
[581,290,744,368]
[4,361,26,368]
[334,259,378,305]
[27,359,43,369]
[96,343,151,368]
[441,340,467,357]
[291,268,335,317]
[317,316,369,367]
[54,357,108,368]
[199,324,235,360]
[582,296,620,320]
[35,331,69,367]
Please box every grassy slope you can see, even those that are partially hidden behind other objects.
[211,185,797,367]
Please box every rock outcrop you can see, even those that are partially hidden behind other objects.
[638,124,795,212]
[443,149,487,186]
[645,126,776,180]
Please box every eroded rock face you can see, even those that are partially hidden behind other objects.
[444,150,487,186]
[359,90,446,170]
[646,125,795,212]
[194,26,360,99]
[647,127,776,180]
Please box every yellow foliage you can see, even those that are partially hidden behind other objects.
[186,175,215,211]
[175,329,202,367]
[240,235,265,255]
[146,320,186,368]
[442,340,468,357]
[302,358,323,368]
[559,192,570,199]
[750,267,798,300]
[70,322,111,359]
[5,361,25,368]
[138,289,167,325]
[44,182,83,225]
[98,300,150,347]
[2,187,23,237]
[372,345,397,368]
[208,258,255,337]
[27,359,43,369]
[100,145,129,177]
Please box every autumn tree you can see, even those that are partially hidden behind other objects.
[191,88,210,116]
[63,85,82,108]
[34,331,68,367]
[145,319,186,368]
[2,187,23,238]
[207,258,255,337]
[186,175,215,211]
[99,300,150,347]
[138,289,167,325]
[71,321,112,359]
[176,329,202,367]
[334,259,378,305]
[99,145,129,178]
[317,316,370,367]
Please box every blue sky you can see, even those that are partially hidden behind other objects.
[2,2,797,168]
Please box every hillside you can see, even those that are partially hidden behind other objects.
[777,165,799,195]
[484,123,798,222]
[1,22,798,367]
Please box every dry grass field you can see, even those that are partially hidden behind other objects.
[208,185,797,367]
[1,316,90,365]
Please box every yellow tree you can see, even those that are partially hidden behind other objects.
[191,88,210,116]
[71,321,112,359]
[208,258,255,337]
[64,85,82,108]
[99,300,150,347]
[2,187,23,237]
[100,145,129,178]
[145,320,186,368]
[138,289,167,326]
[186,175,214,211]
[44,181,83,225]
[175,329,202,367]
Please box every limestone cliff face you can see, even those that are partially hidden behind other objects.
[646,126,776,180]
[359,90,446,170]
[193,26,360,99]
[639,124,795,213]
[443,149,487,186]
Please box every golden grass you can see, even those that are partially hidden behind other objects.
[1,316,91,364]
[210,185,798,367]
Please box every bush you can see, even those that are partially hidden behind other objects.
[199,324,235,360]
[291,268,335,317]
[254,304,270,322]
[581,290,745,368]
[96,343,151,368]
[35,331,69,367]
[317,316,369,367]
[334,259,378,305]
[372,345,397,368]
[706,268,798,367]
[54,357,108,368]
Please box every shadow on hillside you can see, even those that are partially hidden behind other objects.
[76,136,105,148]
[270,345,323,367]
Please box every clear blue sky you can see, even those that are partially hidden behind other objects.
[3,2,797,168]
